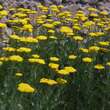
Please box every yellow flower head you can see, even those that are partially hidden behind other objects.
[16,73,23,77]
[73,36,84,41]
[56,78,67,84]
[17,47,32,53]
[60,26,73,34]
[79,48,89,53]
[68,54,77,60]
[40,78,58,86]
[0,61,3,65]
[50,57,59,62]
[89,46,100,52]
[57,69,70,75]
[106,62,110,66]
[98,41,109,46]
[43,23,54,28]
[0,23,6,28]
[94,64,105,70]
[36,35,47,41]
[28,58,45,64]
[82,57,93,63]
[9,55,23,62]
[17,83,35,93]
[64,66,77,73]
[49,63,59,70]
[32,54,40,58]
[3,47,16,52]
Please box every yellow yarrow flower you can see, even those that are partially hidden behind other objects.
[60,26,73,34]
[64,66,77,73]
[36,35,47,41]
[28,58,45,64]
[49,63,59,70]
[89,46,100,52]
[57,69,70,75]
[17,47,32,53]
[22,24,33,32]
[68,54,77,60]
[106,62,110,66]
[32,54,40,58]
[94,64,105,70]
[57,66,76,75]
[43,23,54,28]
[50,57,59,62]
[79,48,89,53]
[3,47,16,52]
[16,73,23,77]
[98,41,109,46]
[17,83,35,93]
[40,78,58,86]
[0,23,6,28]
[0,61,3,65]
[82,57,93,63]
[9,55,23,62]
[56,78,67,84]
[73,36,84,41]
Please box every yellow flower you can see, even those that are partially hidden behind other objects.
[17,83,35,93]
[88,7,98,12]
[43,23,54,28]
[49,36,57,39]
[57,69,70,75]
[22,24,33,32]
[28,58,45,64]
[9,55,23,62]
[57,66,76,75]
[89,32,97,37]
[98,41,109,46]
[52,21,61,26]
[19,37,38,43]
[40,78,58,86]
[0,57,8,61]
[100,11,108,15]
[0,23,6,28]
[90,13,98,17]
[56,78,67,84]
[73,36,83,41]
[17,47,32,53]
[48,30,55,33]
[49,63,59,70]
[0,5,3,9]
[0,10,8,16]
[3,47,16,52]
[60,26,73,34]
[58,5,64,9]
[83,21,95,27]
[79,48,89,53]
[68,54,77,60]
[73,25,81,31]
[36,59,46,64]
[82,57,93,63]
[0,61,3,65]
[64,66,77,73]
[50,57,59,62]
[36,35,47,41]
[32,54,40,58]
[106,62,110,66]
[10,34,20,40]
[16,73,23,77]
[94,64,105,70]
[89,46,100,52]
[36,20,44,24]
